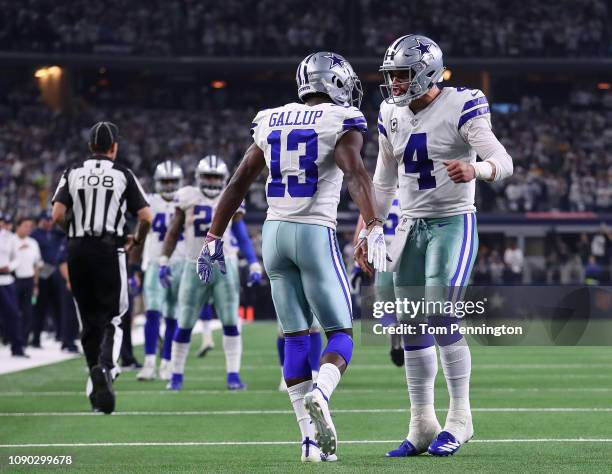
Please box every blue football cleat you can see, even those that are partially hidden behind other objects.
[428,431,464,456]
[226,372,246,390]
[166,373,183,391]
[386,439,419,457]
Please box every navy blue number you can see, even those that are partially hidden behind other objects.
[384,213,399,235]
[266,129,318,198]
[152,213,167,241]
[403,133,436,190]
[267,130,285,197]
[193,205,212,237]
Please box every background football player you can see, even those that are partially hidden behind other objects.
[357,35,513,457]
[137,161,184,381]
[160,155,260,391]
[196,52,387,462]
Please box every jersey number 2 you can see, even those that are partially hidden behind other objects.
[403,133,436,190]
[267,129,318,198]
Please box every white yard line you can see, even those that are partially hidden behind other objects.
[2,439,612,448]
[1,387,611,397]
[1,407,612,417]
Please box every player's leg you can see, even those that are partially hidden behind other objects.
[211,257,245,390]
[308,319,322,382]
[386,220,440,457]
[296,225,356,457]
[137,263,164,380]
[424,213,478,455]
[197,301,215,357]
[159,260,183,381]
[169,262,207,390]
[262,220,325,463]
[276,323,287,391]
[374,270,403,367]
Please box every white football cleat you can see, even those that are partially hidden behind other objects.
[137,365,156,381]
[158,360,171,381]
[304,388,337,455]
[301,437,321,463]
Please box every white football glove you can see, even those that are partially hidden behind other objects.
[359,225,387,272]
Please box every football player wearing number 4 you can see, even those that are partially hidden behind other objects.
[197,52,387,463]
[357,35,513,458]
[160,155,260,391]
[137,161,185,382]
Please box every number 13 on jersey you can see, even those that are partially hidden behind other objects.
[267,129,319,198]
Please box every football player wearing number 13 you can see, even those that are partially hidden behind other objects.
[197,51,387,463]
[362,35,514,458]
[160,155,260,391]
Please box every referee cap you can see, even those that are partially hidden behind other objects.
[89,121,119,152]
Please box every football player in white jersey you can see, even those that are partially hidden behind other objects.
[356,35,513,457]
[196,52,387,462]
[352,192,404,366]
[137,161,185,381]
[160,155,261,391]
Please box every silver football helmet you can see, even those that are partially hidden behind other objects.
[296,52,363,108]
[196,155,228,198]
[379,35,445,106]
[153,160,183,200]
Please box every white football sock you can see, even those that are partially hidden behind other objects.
[144,354,156,368]
[201,321,213,346]
[439,340,471,412]
[311,370,319,383]
[404,345,438,407]
[315,363,341,400]
[223,335,242,373]
[171,341,190,374]
[287,380,314,440]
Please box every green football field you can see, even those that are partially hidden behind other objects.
[1,321,611,473]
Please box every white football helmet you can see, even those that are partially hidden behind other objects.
[196,155,228,198]
[153,160,183,200]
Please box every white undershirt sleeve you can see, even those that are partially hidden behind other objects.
[461,116,514,182]
[372,134,398,219]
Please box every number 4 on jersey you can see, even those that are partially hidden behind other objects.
[403,132,436,190]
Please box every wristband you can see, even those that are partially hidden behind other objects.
[365,217,384,228]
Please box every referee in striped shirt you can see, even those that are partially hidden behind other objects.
[51,121,152,414]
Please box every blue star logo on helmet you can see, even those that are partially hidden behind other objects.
[407,39,431,58]
[323,53,345,69]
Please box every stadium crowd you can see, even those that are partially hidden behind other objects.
[1,0,609,57]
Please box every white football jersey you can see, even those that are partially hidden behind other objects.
[142,193,185,270]
[375,87,490,218]
[175,186,244,261]
[383,192,401,246]
[251,101,367,229]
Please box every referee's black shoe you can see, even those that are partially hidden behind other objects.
[90,365,115,414]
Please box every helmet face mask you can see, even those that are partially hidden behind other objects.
[379,35,445,107]
[195,155,228,198]
[296,52,363,108]
[153,160,183,200]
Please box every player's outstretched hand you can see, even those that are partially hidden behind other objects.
[366,225,387,272]
[247,262,263,287]
[354,239,374,276]
[444,160,475,183]
[197,235,226,283]
[159,264,172,289]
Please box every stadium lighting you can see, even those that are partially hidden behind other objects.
[597,82,611,90]
[34,66,63,78]
[443,69,452,81]
[211,80,227,89]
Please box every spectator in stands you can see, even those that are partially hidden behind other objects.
[504,240,524,284]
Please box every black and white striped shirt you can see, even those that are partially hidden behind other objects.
[52,155,149,239]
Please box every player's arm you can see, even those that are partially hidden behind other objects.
[335,130,387,272]
[161,208,185,261]
[372,133,398,221]
[208,143,266,238]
